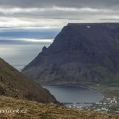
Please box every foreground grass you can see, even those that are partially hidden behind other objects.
[0,96,119,119]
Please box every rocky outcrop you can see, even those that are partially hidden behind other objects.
[0,58,60,104]
[22,23,119,85]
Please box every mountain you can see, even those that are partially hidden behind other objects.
[22,23,119,85]
[0,58,59,104]
[1,95,119,119]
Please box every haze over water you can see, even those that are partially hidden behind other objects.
[0,29,58,70]
[0,42,51,70]
[0,31,103,105]
[0,41,104,104]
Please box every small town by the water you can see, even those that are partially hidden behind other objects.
[64,94,119,114]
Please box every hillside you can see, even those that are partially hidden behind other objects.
[22,23,119,85]
[0,95,119,119]
[0,58,59,104]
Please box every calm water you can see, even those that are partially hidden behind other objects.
[42,85,104,103]
[0,41,104,105]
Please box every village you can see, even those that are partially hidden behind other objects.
[64,97,119,114]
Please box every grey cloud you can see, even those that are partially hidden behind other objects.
[0,0,119,29]
[0,0,119,10]
[1,7,118,20]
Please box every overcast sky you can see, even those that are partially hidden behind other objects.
[0,0,119,29]
[0,0,119,69]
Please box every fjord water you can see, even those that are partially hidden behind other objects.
[0,41,103,104]
[42,85,103,103]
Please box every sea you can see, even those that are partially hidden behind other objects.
[0,37,103,106]
[42,85,103,107]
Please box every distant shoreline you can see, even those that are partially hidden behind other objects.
[41,83,104,103]
[41,83,88,88]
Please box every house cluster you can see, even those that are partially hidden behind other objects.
[90,97,119,113]
[96,97,118,106]
[65,97,119,114]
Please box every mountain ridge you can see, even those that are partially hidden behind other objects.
[0,58,60,104]
[22,23,119,85]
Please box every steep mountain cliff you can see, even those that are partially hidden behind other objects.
[0,58,59,104]
[22,23,119,85]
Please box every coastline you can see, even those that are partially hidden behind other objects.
[42,83,119,104]
[87,85,105,102]
[41,83,105,103]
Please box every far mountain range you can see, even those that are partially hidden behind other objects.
[22,23,119,85]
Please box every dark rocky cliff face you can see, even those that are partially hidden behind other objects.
[22,23,119,85]
[0,58,60,104]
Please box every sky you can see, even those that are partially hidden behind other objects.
[0,0,119,30]
[0,0,119,51]
[0,0,119,69]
